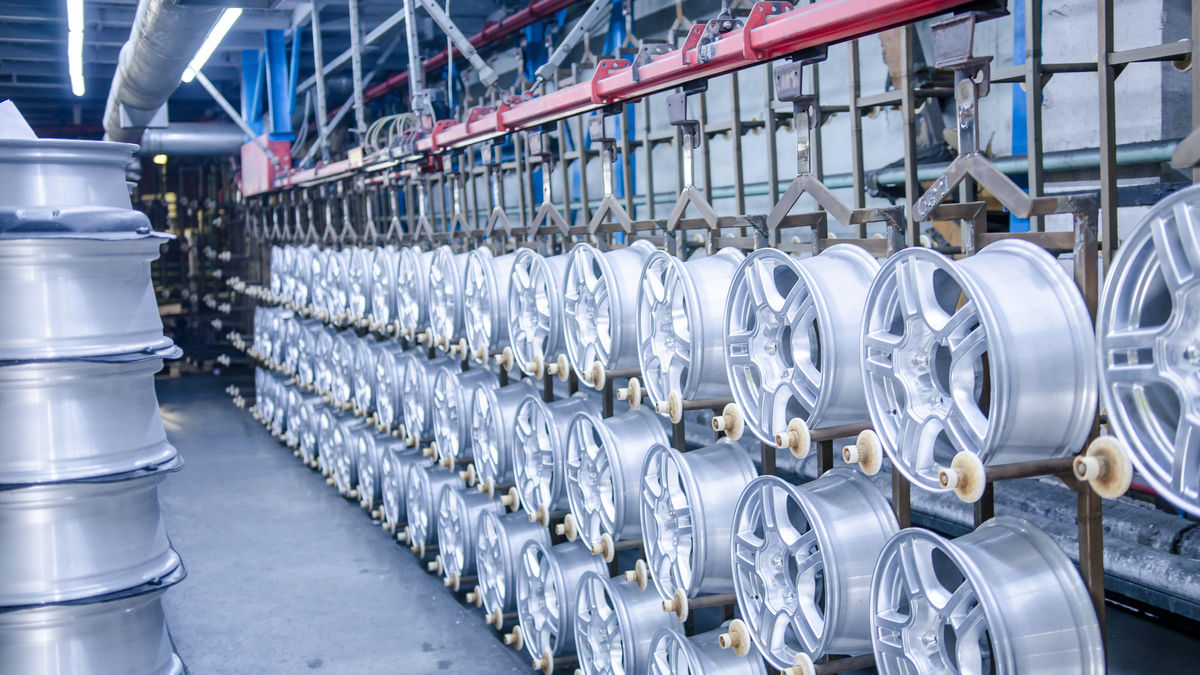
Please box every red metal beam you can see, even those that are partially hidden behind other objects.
[363,0,583,102]
[261,0,974,194]
[416,0,974,153]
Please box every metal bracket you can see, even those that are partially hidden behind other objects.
[742,1,793,60]
[527,126,570,236]
[666,79,717,233]
[586,105,634,233]
[696,11,743,64]
[631,40,672,83]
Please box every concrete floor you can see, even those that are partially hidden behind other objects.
[154,373,1200,674]
[156,374,529,675]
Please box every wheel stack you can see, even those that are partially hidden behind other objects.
[0,127,184,673]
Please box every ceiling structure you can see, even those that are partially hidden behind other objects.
[0,0,501,138]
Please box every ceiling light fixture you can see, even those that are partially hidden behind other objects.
[66,0,85,97]
[181,8,243,84]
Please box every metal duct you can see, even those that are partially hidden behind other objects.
[103,0,224,144]
[136,124,245,156]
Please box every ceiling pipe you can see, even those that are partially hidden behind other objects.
[102,0,224,144]
[135,123,246,157]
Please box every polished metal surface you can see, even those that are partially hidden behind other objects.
[565,406,670,549]
[471,379,539,489]
[637,248,744,406]
[0,235,173,360]
[331,415,366,495]
[515,540,607,660]
[476,510,551,617]
[507,248,570,375]
[649,625,767,675]
[436,485,505,580]
[428,245,470,345]
[373,343,410,433]
[861,240,1096,492]
[355,428,386,510]
[346,246,374,325]
[0,466,180,606]
[731,470,898,668]
[330,329,358,407]
[1098,184,1200,516]
[464,248,517,361]
[562,240,656,380]
[724,245,878,444]
[312,325,337,396]
[0,356,175,484]
[0,138,136,209]
[574,571,682,675]
[351,337,379,416]
[871,517,1104,674]
[400,352,456,442]
[640,440,756,600]
[513,393,603,517]
[432,366,499,467]
[381,444,433,531]
[397,246,435,338]
[369,245,399,329]
[404,464,463,548]
[0,583,184,675]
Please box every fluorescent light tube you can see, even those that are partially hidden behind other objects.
[182,8,242,83]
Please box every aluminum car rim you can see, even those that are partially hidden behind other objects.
[0,236,173,360]
[565,406,669,549]
[871,517,1104,674]
[433,366,499,465]
[637,248,745,405]
[562,241,656,378]
[347,246,373,323]
[0,468,181,605]
[724,245,879,444]
[322,248,350,321]
[464,249,516,358]
[861,240,1097,492]
[0,585,183,675]
[404,464,462,547]
[476,510,551,617]
[1097,185,1200,515]
[381,445,431,528]
[397,246,433,336]
[731,470,898,667]
[400,353,454,440]
[516,541,606,659]
[507,248,569,374]
[649,625,767,675]
[0,137,137,209]
[513,394,602,515]
[471,380,538,487]
[0,357,175,484]
[355,429,384,509]
[437,487,504,579]
[331,330,357,405]
[370,246,398,328]
[429,245,467,344]
[373,344,408,431]
[574,571,681,675]
[640,440,756,600]
[331,417,363,494]
[352,338,377,415]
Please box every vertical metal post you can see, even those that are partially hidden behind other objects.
[620,107,635,219]
[348,0,368,137]
[1097,0,1118,264]
[642,97,656,220]
[900,27,920,246]
[1024,0,1045,231]
[1193,0,1200,184]
[730,72,746,216]
[848,41,866,220]
[575,116,592,224]
[310,3,331,160]
[403,0,426,108]
[765,62,781,216]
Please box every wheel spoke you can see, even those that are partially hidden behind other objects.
[1151,203,1200,290]
[895,257,948,328]
[898,415,942,475]
[1172,416,1200,499]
